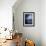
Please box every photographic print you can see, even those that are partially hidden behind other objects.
[23,12,35,27]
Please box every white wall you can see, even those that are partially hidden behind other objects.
[13,0,41,46]
[41,0,46,46]
[0,0,17,30]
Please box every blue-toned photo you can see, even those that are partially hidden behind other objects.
[23,12,35,27]
[25,14,32,24]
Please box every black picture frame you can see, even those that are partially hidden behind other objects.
[23,12,35,27]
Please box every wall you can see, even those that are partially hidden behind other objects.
[41,0,46,46]
[0,0,17,30]
[13,0,41,46]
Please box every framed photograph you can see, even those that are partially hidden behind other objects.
[23,12,35,27]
